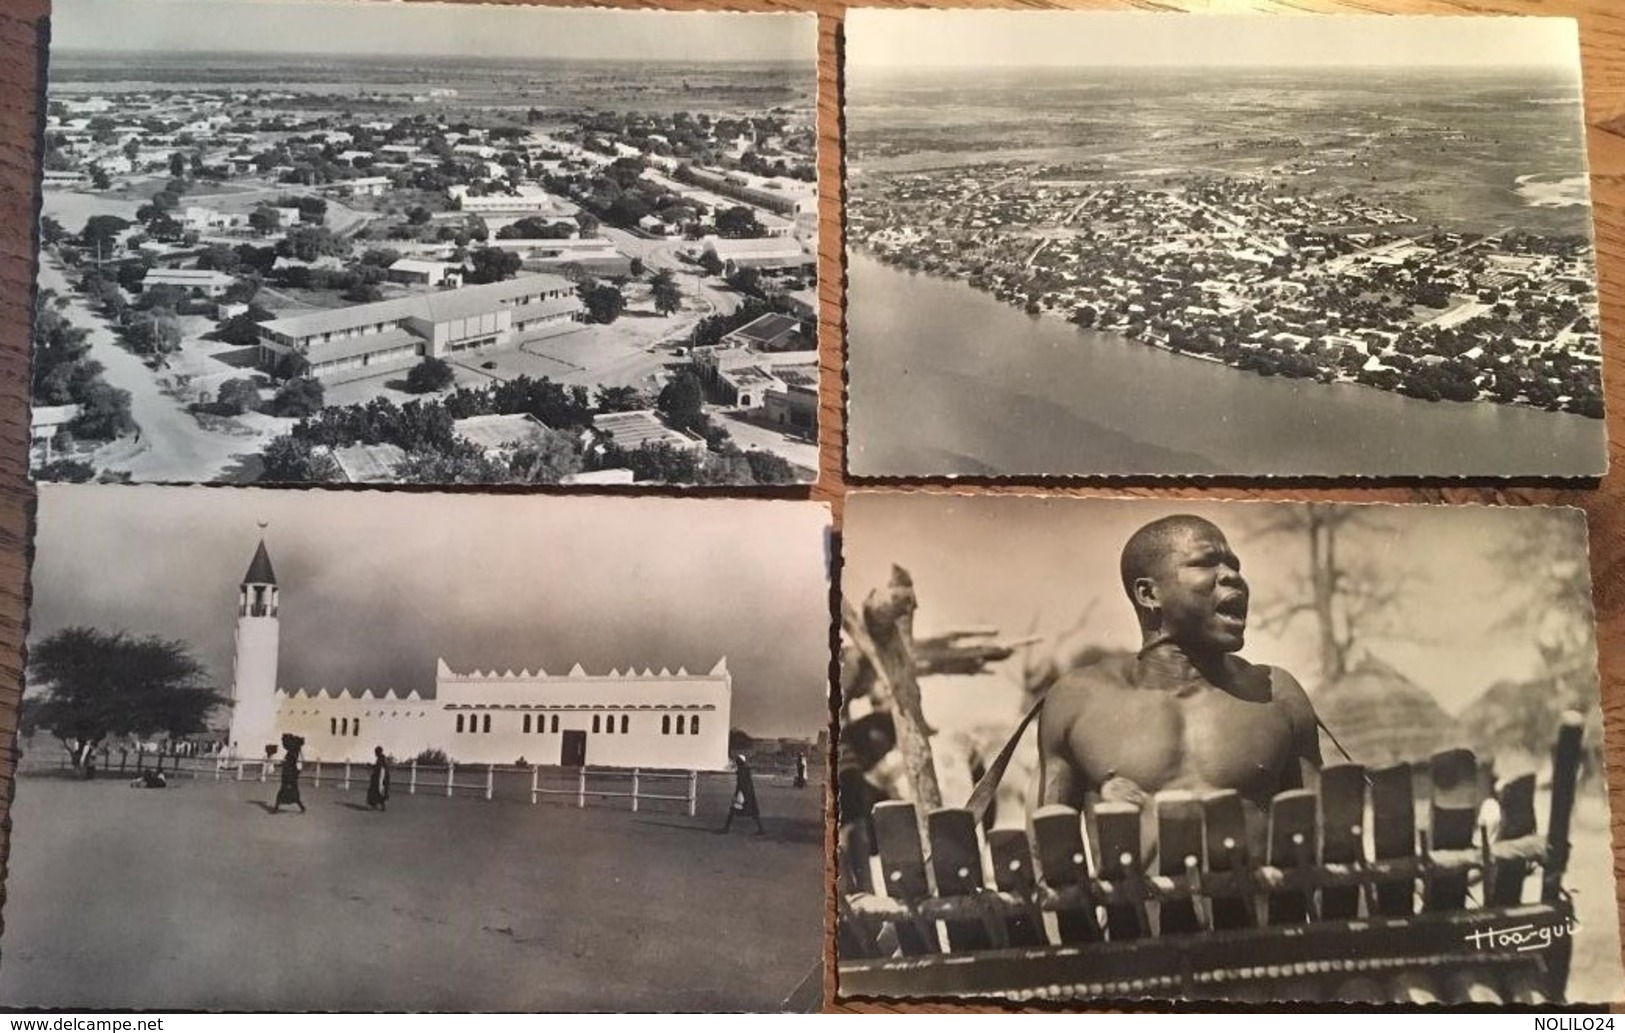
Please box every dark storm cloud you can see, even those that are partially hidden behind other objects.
[30,487,832,739]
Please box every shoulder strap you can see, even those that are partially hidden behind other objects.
[964,689,1048,823]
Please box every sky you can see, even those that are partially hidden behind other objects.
[845,11,1581,72]
[51,0,817,63]
[30,487,833,739]
[842,492,1597,739]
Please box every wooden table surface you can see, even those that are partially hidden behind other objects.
[0,0,1621,1012]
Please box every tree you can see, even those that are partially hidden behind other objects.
[744,449,799,484]
[406,205,433,226]
[726,265,762,297]
[656,370,706,434]
[249,207,282,235]
[69,381,135,441]
[698,248,725,276]
[260,434,339,482]
[715,205,763,239]
[404,357,456,394]
[495,216,573,240]
[509,430,583,484]
[268,376,325,417]
[169,152,187,178]
[466,247,522,285]
[575,211,600,237]
[651,269,682,316]
[151,311,183,354]
[80,215,131,254]
[35,458,96,482]
[24,627,221,771]
[595,385,647,413]
[393,439,509,484]
[40,216,66,246]
[214,378,262,415]
[1249,505,1412,688]
[216,304,273,348]
[278,225,345,262]
[579,281,627,325]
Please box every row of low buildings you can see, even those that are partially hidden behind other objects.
[257,273,585,380]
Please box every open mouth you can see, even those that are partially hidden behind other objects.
[1215,595,1249,623]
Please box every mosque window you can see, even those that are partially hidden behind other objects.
[456,714,465,733]
[341,718,349,736]
[620,715,629,734]
[524,715,532,733]
[550,715,559,733]
[482,714,491,734]
[691,716,700,736]
[662,715,671,735]
[353,720,361,737]
[676,715,686,735]
[330,718,337,736]
[592,715,601,734]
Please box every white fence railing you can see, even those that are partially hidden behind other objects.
[234,760,700,815]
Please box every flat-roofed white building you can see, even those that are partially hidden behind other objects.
[387,257,462,288]
[256,273,583,381]
[146,268,239,298]
[229,540,732,770]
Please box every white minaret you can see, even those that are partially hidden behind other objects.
[228,538,281,759]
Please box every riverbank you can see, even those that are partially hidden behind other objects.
[845,252,1606,478]
[859,246,1599,422]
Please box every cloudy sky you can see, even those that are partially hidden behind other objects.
[845,11,1580,72]
[31,487,832,739]
[843,492,1595,737]
[52,0,816,63]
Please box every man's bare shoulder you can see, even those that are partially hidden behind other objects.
[1043,651,1139,708]
[1228,656,1317,718]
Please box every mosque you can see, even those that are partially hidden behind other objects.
[225,539,733,770]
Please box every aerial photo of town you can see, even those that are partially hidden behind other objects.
[844,13,1605,477]
[32,1,819,486]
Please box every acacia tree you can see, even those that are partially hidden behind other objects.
[24,627,222,771]
[1248,505,1414,688]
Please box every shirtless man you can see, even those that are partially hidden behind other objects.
[1037,514,1323,857]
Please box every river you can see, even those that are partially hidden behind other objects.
[845,253,1606,478]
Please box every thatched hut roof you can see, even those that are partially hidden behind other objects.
[1311,660,1463,768]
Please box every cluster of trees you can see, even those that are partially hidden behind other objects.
[256,370,797,486]
[31,292,134,444]
[23,627,221,774]
[495,216,575,240]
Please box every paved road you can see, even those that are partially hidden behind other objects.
[38,257,262,483]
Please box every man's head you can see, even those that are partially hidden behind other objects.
[1119,515,1249,655]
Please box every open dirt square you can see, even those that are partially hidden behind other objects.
[0,772,825,1011]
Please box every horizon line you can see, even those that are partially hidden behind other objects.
[49,46,815,66]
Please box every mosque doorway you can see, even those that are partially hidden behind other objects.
[560,730,587,767]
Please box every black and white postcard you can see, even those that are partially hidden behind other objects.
[843,13,1605,478]
[838,492,1621,1004]
[6,487,830,1011]
[33,0,819,487]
